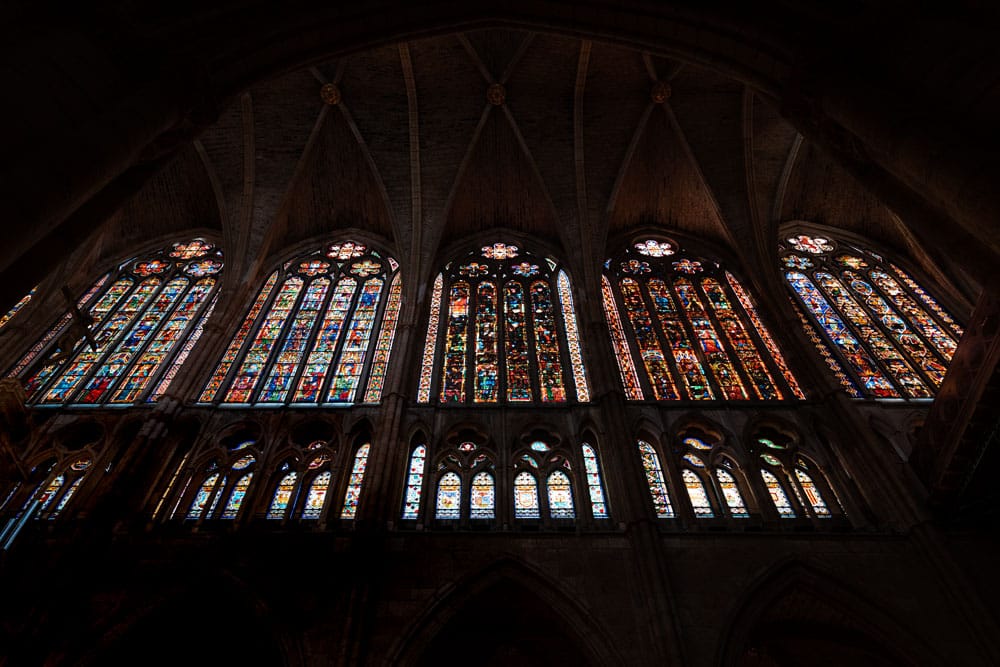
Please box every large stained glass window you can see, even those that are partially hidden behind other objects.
[200,241,401,406]
[781,233,962,398]
[603,238,802,401]
[10,239,223,405]
[417,242,589,404]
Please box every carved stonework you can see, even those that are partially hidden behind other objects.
[650,81,672,104]
[486,83,506,106]
[320,83,342,105]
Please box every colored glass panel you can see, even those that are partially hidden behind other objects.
[762,470,795,518]
[293,277,357,403]
[302,472,331,519]
[440,282,470,402]
[546,470,575,519]
[557,271,590,402]
[601,276,644,400]
[76,277,188,403]
[267,472,297,520]
[417,274,444,402]
[150,293,218,401]
[635,239,675,257]
[470,472,495,519]
[474,281,499,402]
[435,472,461,519]
[787,272,896,397]
[224,277,303,403]
[683,470,714,517]
[259,278,329,402]
[401,445,426,520]
[673,279,747,399]
[482,243,519,259]
[715,469,748,518]
[530,281,567,402]
[363,274,402,403]
[328,278,383,402]
[207,476,227,518]
[889,263,963,337]
[327,242,366,260]
[647,278,713,400]
[788,235,833,254]
[619,278,677,400]
[725,273,806,399]
[796,469,831,518]
[638,441,674,518]
[41,279,160,403]
[340,444,370,519]
[170,240,213,259]
[701,278,780,399]
[870,271,957,361]
[0,288,35,330]
[845,271,948,387]
[514,471,540,519]
[815,272,930,397]
[113,278,215,403]
[503,282,532,401]
[36,475,65,512]
[221,473,253,519]
[49,477,83,519]
[201,272,278,402]
[581,444,609,519]
[790,298,860,396]
[187,473,219,520]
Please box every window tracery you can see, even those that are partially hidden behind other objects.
[200,241,401,405]
[780,232,962,398]
[416,242,589,404]
[11,239,222,405]
[676,432,752,520]
[603,238,803,401]
[15,457,93,522]
[751,428,841,521]
[638,440,674,518]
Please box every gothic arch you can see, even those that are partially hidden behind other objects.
[389,557,624,666]
[718,560,944,667]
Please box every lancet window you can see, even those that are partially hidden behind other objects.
[752,429,842,521]
[183,441,258,522]
[10,239,223,406]
[677,433,751,520]
[429,438,497,522]
[200,241,401,406]
[416,242,590,404]
[780,233,962,398]
[15,458,93,522]
[602,238,803,402]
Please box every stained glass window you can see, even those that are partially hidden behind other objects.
[201,241,401,405]
[470,472,495,519]
[340,444,370,519]
[513,471,541,519]
[302,472,331,520]
[435,472,461,519]
[0,287,36,330]
[581,444,609,519]
[761,469,796,518]
[638,440,674,518]
[604,239,802,402]
[268,472,297,520]
[187,472,220,520]
[418,243,589,404]
[546,470,575,519]
[401,445,426,520]
[780,233,962,398]
[796,469,831,518]
[682,470,714,518]
[221,473,253,520]
[715,468,749,518]
[10,240,222,405]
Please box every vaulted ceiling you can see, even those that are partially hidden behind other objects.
[98,28,943,291]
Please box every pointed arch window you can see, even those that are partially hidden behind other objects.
[581,443,610,519]
[401,444,427,520]
[469,471,496,519]
[187,469,222,520]
[761,469,796,518]
[602,238,803,401]
[780,233,961,398]
[268,471,298,520]
[340,444,371,519]
[546,470,575,519]
[200,241,402,405]
[638,440,674,518]
[416,242,590,404]
[435,471,462,519]
[0,287,37,331]
[19,458,93,521]
[513,471,541,519]
[715,468,749,518]
[681,465,714,518]
[302,471,332,520]
[10,239,223,405]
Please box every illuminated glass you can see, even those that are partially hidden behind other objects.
[557,271,590,401]
[363,273,402,402]
[221,473,253,519]
[796,469,831,518]
[761,470,795,518]
[340,444,371,519]
[546,470,575,519]
[187,473,220,520]
[435,472,461,519]
[417,274,444,402]
[268,472,297,520]
[601,277,644,400]
[401,445,426,520]
[682,470,714,517]
[513,471,540,519]
[302,472,331,519]
[638,440,674,518]
[715,469,748,518]
[581,444,609,519]
[619,278,677,399]
[470,472,496,519]
[0,287,36,330]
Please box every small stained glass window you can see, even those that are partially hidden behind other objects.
[187,472,220,520]
[302,471,331,520]
[762,470,795,518]
[796,469,831,518]
[470,471,495,519]
[513,471,540,519]
[683,470,714,518]
[715,468,749,518]
[221,473,253,520]
[638,441,674,518]
[401,445,426,520]
[435,472,461,519]
[340,444,370,519]
[268,472,297,520]
[581,444,609,519]
[546,470,575,519]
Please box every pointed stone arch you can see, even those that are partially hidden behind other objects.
[390,557,624,666]
[718,559,945,667]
